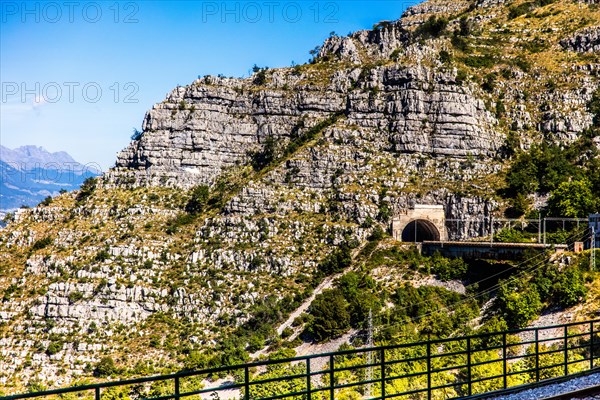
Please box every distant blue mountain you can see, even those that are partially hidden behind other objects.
[0,145,100,211]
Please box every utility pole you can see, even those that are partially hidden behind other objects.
[538,214,541,244]
[592,227,596,272]
[543,218,547,245]
[366,309,373,398]
[414,220,418,243]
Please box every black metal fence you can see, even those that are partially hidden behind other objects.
[4,319,600,400]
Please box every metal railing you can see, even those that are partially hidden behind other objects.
[4,319,600,400]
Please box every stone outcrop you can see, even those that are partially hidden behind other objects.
[106,63,501,189]
[561,26,600,53]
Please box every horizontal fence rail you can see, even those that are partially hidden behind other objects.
[4,319,600,400]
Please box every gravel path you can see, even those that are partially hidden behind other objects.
[275,274,338,336]
[482,373,600,400]
[516,309,574,345]
[407,276,467,295]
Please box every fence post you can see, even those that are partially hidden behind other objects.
[175,376,180,400]
[591,322,595,370]
[502,333,507,389]
[467,337,472,396]
[380,348,386,399]
[245,365,250,400]
[535,329,540,382]
[427,342,432,400]
[329,354,335,400]
[95,387,100,400]
[564,325,569,376]
[306,358,312,400]
[543,218,546,245]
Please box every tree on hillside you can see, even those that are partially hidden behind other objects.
[495,279,542,329]
[547,179,596,218]
[185,185,210,214]
[308,289,350,341]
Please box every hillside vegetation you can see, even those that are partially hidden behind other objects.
[0,0,599,392]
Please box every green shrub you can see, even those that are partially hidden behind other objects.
[430,253,469,281]
[535,264,588,308]
[513,56,531,72]
[547,179,595,218]
[183,351,208,371]
[39,196,52,206]
[76,177,97,202]
[281,327,293,339]
[2,284,20,302]
[308,289,350,341]
[95,250,110,262]
[185,185,209,214]
[495,279,542,328]
[68,291,84,304]
[502,130,521,158]
[451,35,469,52]
[46,341,63,356]
[503,142,585,199]
[495,100,506,118]
[94,356,117,377]
[252,65,269,85]
[508,0,557,19]
[368,226,385,241]
[455,68,468,83]
[32,236,52,251]
[248,135,279,171]
[377,198,391,222]
[458,16,473,36]
[505,193,532,218]
[508,3,532,19]
[439,50,452,64]
[166,213,196,234]
[520,37,548,53]
[463,55,496,68]
[416,16,448,38]
[482,73,496,93]
[494,228,531,243]
[318,245,352,275]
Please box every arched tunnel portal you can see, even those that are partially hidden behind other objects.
[391,205,448,242]
[401,219,441,242]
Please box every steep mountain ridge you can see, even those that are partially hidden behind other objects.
[0,0,598,390]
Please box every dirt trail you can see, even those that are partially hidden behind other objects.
[251,245,368,359]
[276,275,337,336]
[249,271,343,359]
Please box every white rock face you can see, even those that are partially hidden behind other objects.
[106,64,501,190]
[561,26,600,53]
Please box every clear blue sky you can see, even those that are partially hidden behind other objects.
[1,0,418,171]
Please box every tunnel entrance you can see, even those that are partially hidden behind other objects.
[401,219,441,242]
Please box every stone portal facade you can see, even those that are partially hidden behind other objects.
[391,204,448,242]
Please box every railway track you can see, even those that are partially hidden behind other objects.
[540,384,600,400]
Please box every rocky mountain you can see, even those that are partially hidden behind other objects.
[0,0,598,391]
[0,146,99,212]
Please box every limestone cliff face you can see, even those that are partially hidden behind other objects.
[107,64,501,190]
